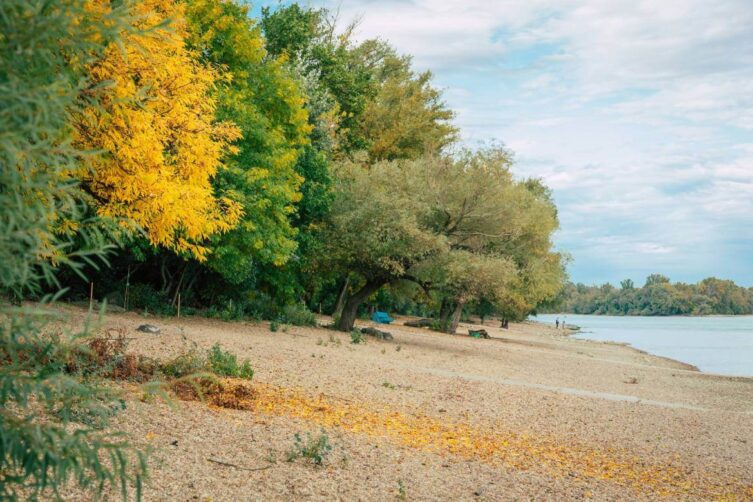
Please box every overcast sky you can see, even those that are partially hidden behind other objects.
[260,1,753,286]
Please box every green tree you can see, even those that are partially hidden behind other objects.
[355,41,457,161]
[620,279,635,290]
[186,0,312,279]
[322,149,565,331]
[644,273,670,287]
[262,3,456,161]
[1,0,146,498]
[321,157,447,330]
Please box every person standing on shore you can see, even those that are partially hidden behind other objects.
[556,318,560,329]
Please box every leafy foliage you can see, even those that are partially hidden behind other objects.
[74,0,242,261]
[186,0,311,278]
[286,432,332,466]
[278,304,318,327]
[1,1,147,498]
[550,276,753,316]
[321,149,565,330]
[206,344,254,380]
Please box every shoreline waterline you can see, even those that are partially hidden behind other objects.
[530,313,753,378]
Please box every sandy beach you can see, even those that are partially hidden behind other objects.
[58,306,753,501]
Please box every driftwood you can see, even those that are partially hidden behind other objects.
[136,324,160,334]
[207,457,273,471]
[404,318,433,328]
[361,327,394,341]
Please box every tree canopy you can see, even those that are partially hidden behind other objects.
[321,149,565,331]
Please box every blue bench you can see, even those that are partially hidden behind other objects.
[371,311,394,324]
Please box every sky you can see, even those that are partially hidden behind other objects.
[259,0,753,287]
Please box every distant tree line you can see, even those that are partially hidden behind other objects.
[545,274,753,316]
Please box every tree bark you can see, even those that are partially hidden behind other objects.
[438,298,452,331]
[447,300,465,334]
[335,279,384,331]
[332,276,350,320]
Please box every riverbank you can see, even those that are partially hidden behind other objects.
[57,306,753,500]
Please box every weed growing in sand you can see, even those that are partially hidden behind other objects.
[382,381,396,390]
[398,479,408,500]
[160,345,206,378]
[316,337,324,346]
[270,321,280,332]
[350,330,364,344]
[286,432,332,466]
[328,334,341,346]
[396,345,402,352]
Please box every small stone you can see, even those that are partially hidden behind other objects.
[623,377,638,384]
[137,324,160,334]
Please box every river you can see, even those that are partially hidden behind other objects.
[531,314,753,377]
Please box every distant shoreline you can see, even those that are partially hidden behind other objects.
[539,312,753,317]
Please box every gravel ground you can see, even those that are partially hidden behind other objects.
[56,306,753,501]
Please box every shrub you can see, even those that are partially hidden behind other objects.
[206,343,254,380]
[128,283,174,315]
[286,432,332,466]
[205,299,246,321]
[160,347,206,379]
[278,304,317,326]
[270,320,280,332]
[350,330,363,344]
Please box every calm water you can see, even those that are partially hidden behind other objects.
[531,314,753,377]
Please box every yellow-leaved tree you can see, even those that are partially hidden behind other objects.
[74,0,242,260]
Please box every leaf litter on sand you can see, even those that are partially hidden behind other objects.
[172,378,753,500]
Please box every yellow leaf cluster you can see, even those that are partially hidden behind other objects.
[74,0,242,260]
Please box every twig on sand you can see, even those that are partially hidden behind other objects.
[207,457,273,471]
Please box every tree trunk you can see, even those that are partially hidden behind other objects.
[335,279,384,332]
[332,276,350,319]
[447,300,465,334]
[171,263,188,307]
[438,298,452,331]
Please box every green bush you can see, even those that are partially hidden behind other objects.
[159,343,253,380]
[205,299,246,321]
[160,347,206,379]
[128,283,173,315]
[278,304,317,326]
[206,343,254,380]
[350,330,364,344]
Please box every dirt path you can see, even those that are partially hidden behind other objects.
[57,307,753,500]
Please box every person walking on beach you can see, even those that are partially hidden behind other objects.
[556,318,560,329]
